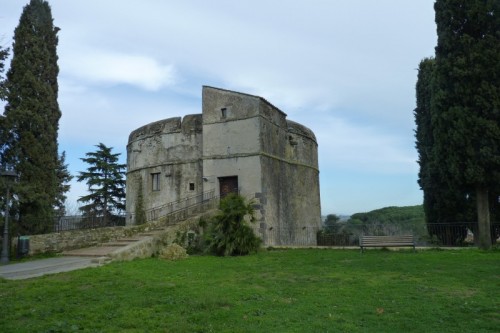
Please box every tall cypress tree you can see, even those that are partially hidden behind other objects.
[415,58,437,222]
[433,0,500,249]
[2,0,63,234]
[415,58,475,245]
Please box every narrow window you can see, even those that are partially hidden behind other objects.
[189,183,195,191]
[221,107,227,119]
[152,173,160,191]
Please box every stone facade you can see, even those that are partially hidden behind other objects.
[126,86,321,245]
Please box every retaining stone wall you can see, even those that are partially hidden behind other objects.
[15,204,216,256]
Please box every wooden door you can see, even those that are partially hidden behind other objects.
[219,176,238,198]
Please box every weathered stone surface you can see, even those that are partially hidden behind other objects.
[126,86,321,245]
[16,210,215,257]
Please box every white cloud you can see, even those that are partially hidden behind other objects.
[314,116,417,174]
[61,49,176,91]
[1,0,434,213]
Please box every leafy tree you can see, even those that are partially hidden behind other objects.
[1,0,67,234]
[205,193,261,256]
[432,0,500,249]
[324,214,340,233]
[77,143,126,225]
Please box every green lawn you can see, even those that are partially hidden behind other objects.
[1,249,499,332]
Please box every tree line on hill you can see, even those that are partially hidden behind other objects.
[321,206,427,245]
[414,0,499,249]
[0,0,125,236]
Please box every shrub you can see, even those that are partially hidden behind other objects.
[204,194,261,256]
[159,243,188,261]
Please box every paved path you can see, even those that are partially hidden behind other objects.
[0,256,103,280]
[0,233,157,280]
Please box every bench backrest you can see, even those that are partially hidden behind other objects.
[361,235,414,246]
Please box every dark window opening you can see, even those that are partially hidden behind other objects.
[221,107,227,119]
[189,183,195,191]
[152,173,160,191]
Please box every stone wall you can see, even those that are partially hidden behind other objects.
[17,201,218,256]
[125,86,321,246]
[126,115,204,225]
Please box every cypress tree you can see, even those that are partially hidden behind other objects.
[2,0,64,234]
[433,0,500,249]
[0,45,8,100]
[415,58,475,245]
[415,58,438,222]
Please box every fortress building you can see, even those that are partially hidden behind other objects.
[126,86,321,245]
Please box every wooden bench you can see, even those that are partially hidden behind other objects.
[360,235,415,253]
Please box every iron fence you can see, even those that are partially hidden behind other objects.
[260,222,500,247]
[131,189,216,224]
[53,214,126,232]
[425,222,500,246]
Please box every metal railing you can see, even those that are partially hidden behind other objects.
[53,214,126,232]
[260,222,500,247]
[50,190,218,233]
[129,189,217,224]
[425,222,500,246]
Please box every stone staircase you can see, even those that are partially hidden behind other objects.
[59,194,219,263]
[61,230,165,263]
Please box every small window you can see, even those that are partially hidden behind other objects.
[221,107,227,119]
[189,183,195,191]
[151,173,160,191]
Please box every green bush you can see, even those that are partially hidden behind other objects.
[204,194,261,256]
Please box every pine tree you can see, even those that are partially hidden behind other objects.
[1,0,65,234]
[433,0,500,249]
[77,143,126,226]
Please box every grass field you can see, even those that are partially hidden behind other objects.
[1,249,499,332]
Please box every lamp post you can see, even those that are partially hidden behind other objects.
[1,169,18,265]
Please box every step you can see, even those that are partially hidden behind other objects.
[104,242,129,247]
[91,256,112,264]
[62,246,121,257]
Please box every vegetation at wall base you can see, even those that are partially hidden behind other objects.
[133,180,146,225]
[203,193,261,256]
[1,249,498,332]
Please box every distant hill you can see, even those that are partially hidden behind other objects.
[349,205,425,226]
[335,205,426,239]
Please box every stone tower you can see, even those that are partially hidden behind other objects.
[126,86,321,245]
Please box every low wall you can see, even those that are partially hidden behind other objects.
[109,216,206,261]
[13,202,217,256]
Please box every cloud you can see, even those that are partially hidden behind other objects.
[314,116,417,174]
[61,49,176,91]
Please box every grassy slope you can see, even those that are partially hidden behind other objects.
[349,205,425,225]
[1,249,499,332]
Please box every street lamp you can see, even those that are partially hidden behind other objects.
[1,169,18,265]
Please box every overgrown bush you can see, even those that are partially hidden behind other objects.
[204,194,261,256]
[159,243,188,261]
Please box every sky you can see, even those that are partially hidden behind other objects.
[0,0,437,215]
